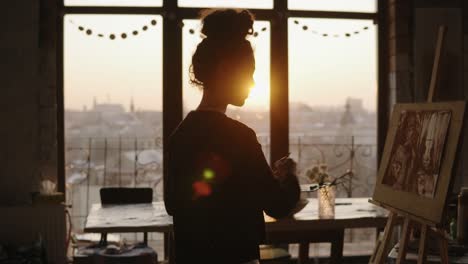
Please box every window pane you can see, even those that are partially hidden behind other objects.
[64,14,164,253]
[178,0,272,9]
[65,0,162,7]
[288,17,377,255]
[182,19,271,160]
[288,17,377,195]
[288,0,377,13]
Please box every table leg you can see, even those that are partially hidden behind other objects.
[164,232,170,260]
[164,231,175,264]
[330,229,344,264]
[298,243,309,264]
[99,233,108,247]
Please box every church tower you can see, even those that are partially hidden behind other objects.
[130,96,135,113]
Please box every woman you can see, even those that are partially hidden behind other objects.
[164,9,300,264]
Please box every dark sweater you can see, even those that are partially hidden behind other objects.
[164,110,300,264]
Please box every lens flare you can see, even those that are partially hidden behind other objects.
[203,168,215,180]
[193,181,212,198]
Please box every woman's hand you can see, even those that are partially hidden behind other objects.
[273,154,297,182]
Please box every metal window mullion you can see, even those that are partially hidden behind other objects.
[57,0,66,194]
[162,0,183,189]
[270,0,289,163]
[377,0,388,167]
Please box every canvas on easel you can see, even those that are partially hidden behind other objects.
[373,101,464,223]
[382,108,451,198]
[370,26,466,264]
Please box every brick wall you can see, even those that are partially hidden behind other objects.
[1,1,41,204]
[461,2,468,189]
[0,1,65,259]
[37,0,59,189]
[387,0,468,191]
[387,0,414,106]
[0,0,58,203]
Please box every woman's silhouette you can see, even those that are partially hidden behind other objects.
[164,9,300,264]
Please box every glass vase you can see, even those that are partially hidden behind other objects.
[318,185,336,219]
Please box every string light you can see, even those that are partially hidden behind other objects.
[185,20,371,39]
[69,17,369,41]
[187,26,269,38]
[68,18,158,41]
[291,21,371,38]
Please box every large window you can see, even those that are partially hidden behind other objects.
[288,18,377,196]
[288,17,378,255]
[64,14,164,251]
[288,0,376,13]
[178,0,273,9]
[61,0,380,259]
[65,0,162,7]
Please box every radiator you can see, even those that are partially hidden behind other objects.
[0,204,67,264]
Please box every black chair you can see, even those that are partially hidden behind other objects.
[100,187,153,205]
[99,187,153,245]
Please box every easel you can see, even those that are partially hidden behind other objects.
[369,25,448,264]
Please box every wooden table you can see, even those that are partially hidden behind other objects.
[265,198,389,263]
[84,198,389,263]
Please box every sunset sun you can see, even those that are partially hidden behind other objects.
[246,82,270,108]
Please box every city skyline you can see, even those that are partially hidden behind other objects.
[65,95,376,113]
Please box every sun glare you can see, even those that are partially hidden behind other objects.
[246,82,270,108]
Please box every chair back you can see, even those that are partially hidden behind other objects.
[100,187,153,205]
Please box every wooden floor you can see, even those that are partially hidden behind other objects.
[151,240,375,264]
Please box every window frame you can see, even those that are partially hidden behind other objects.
[57,0,384,195]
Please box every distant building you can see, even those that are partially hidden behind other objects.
[65,98,162,140]
[346,97,365,113]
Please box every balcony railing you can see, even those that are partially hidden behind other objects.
[65,135,377,246]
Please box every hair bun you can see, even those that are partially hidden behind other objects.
[200,9,254,41]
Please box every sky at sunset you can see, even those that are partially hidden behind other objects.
[64,0,377,112]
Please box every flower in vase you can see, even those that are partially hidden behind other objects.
[308,167,353,193]
[306,163,332,186]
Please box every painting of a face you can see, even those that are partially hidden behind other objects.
[391,162,401,176]
[373,101,465,224]
[382,110,451,198]
[422,139,433,169]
